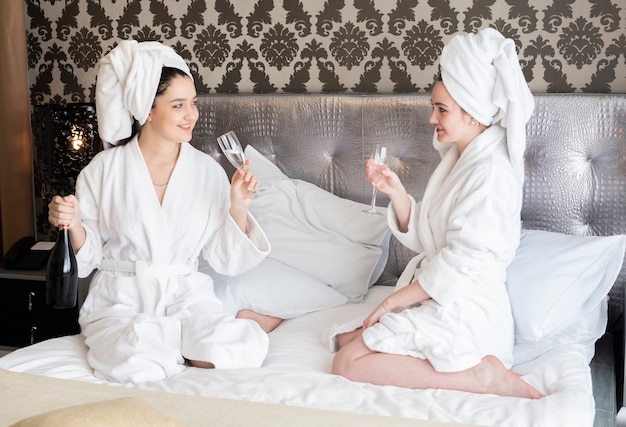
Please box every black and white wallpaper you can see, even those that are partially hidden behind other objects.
[26,0,626,104]
[23,0,626,239]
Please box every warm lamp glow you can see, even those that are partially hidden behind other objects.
[70,125,84,150]
[33,103,100,240]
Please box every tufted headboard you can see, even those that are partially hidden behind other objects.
[190,93,626,329]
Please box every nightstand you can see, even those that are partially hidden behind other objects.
[0,267,80,348]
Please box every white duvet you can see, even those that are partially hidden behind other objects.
[0,286,595,427]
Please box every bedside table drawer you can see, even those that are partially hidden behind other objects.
[0,268,80,347]
[0,313,38,347]
[36,308,80,340]
[0,280,45,314]
[0,310,79,346]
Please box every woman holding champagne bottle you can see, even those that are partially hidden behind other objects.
[47,40,270,384]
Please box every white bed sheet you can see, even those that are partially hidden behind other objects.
[0,286,595,427]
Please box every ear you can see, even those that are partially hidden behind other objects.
[468,115,480,126]
[461,110,475,126]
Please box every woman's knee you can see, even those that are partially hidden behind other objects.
[332,337,372,379]
[331,351,347,376]
[331,346,357,377]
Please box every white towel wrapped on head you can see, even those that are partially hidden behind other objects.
[96,40,192,146]
[439,27,534,185]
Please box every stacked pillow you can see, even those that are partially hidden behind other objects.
[506,229,626,365]
[210,145,391,319]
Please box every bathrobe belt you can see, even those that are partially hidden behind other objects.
[99,258,197,315]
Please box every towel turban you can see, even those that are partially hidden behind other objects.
[439,27,534,185]
[95,40,192,146]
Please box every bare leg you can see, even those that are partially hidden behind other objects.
[332,336,543,399]
[336,327,363,350]
[237,309,283,333]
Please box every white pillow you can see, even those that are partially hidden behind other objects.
[210,258,348,319]
[506,229,626,345]
[246,145,391,302]
[513,298,607,367]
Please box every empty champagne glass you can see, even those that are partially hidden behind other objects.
[217,130,261,196]
[362,144,389,216]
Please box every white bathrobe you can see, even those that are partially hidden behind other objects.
[362,126,519,372]
[75,137,270,383]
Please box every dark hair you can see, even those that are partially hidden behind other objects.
[115,67,190,146]
[154,67,190,102]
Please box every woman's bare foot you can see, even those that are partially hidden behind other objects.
[474,355,544,399]
[237,309,283,333]
[189,360,215,369]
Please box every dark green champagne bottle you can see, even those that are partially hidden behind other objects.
[45,224,78,309]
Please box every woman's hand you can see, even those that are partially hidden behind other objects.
[362,281,430,329]
[48,195,87,251]
[48,195,81,229]
[364,160,411,230]
[363,299,392,328]
[365,161,404,198]
[230,159,258,202]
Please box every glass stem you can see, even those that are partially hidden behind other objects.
[369,185,378,211]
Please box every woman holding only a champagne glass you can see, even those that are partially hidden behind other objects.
[330,28,543,399]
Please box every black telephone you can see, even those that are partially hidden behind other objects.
[3,236,52,270]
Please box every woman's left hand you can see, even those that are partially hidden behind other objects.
[363,300,391,328]
[363,281,429,328]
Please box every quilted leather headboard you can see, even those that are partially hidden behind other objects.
[191,93,626,328]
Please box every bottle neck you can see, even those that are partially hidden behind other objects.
[57,224,72,252]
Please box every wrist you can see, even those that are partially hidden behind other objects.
[229,204,249,219]
[381,297,394,313]
[389,189,409,205]
[229,207,249,233]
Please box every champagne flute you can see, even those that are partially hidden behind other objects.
[362,144,389,216]
[217,130,247,171]
[217,130,262,196]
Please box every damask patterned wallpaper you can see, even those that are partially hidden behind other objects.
[26,0,625,105]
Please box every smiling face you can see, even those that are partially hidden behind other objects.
[428,80,482,153]
[146,73,198,145]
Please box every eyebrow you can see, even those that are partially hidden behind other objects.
[431,100,450,109]
[168,97,197,103]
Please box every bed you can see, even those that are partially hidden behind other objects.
[2,93,625,427]
[0,286,605,426]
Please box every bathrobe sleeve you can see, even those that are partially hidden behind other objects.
[201,197,270,276]
[417,157,520,307]
[188,145,270,276]
[73,150,108,278]
[387,195,425,254]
